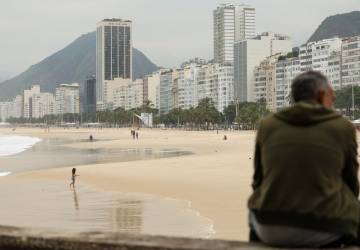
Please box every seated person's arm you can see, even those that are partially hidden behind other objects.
[343,127,360,197]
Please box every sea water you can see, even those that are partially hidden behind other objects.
[0,135,42,176]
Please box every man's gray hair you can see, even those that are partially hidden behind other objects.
[291,71,330,103]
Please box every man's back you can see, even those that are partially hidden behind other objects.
[248,101,360,240]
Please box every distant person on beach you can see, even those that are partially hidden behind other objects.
[136,132,139,140]
[70,168,79,189]
[248,71,360,247]
[223,135,227,140]
[89,134,93,141]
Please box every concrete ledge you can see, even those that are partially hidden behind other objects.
[0,225,359,250]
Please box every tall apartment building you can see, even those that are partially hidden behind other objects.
[342,35,360,87]
[177,63,200,110]
[83,76,97,113]
[0,102,12,122]
[31,93,55,119]
[159,70,175,115]
[11,95,23,118]
[197,63,234,112]
[143,70,164,109]
[113,79,144,110]
[23,85,40,118]
[253,55,278,111]
[275,56,301,110]
[299,37,342,75]
[327,51,342,90]
[213,4,256,64]
[234,32,292,102]
[55,84,80,114]
[96,19,132,110]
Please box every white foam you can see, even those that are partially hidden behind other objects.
[0,136,42,157]
[0,172,11,177]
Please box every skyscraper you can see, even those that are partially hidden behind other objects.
[96,19,132,110]
[83,75,97,113]
[213,4,256,64]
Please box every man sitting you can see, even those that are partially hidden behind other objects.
[248,71,360,247]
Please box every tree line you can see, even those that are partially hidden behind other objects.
[7,98,270,130]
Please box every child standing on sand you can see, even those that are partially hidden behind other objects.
[70,168,79,189]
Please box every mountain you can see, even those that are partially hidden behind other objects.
[0,31,158,101]
[308,11,360,42]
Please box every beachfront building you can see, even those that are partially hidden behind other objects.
[143,70,164,109]
[326,51,342,90]
[103,78,132,110]
[234,32,292,102]
[96,19,132,110]
[83,75,97,113]
[55,83,80,114]
[159,70,175,115]
[0,102,12,122]
[275,56,301,110]
[252,52,301,112]
[197,64,219,109]
[11,95,23,118]
[177,63,200,110]
[253,55,278,112]
[217,64,234,112]
[23,85,40,118]
[113,79,144,110]
[299,37,342,76]
[213,3,256,64]
[31,92,55,119]
[342,35,360,87]
[197,63,234,112]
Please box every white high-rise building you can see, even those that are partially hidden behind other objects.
[113,79,144,110]
[253,55,278,111]
[197,63,234,112]
[0,102,12,122]
[275,56,301,110]
[23,85,40,118]
[31,93,55,119]
[11,95,23,118]
[299,37,342,73]
[177,63,200,110]
[143,70,164,109]
[342,35,360,87]
[213,3,256,64]
[96,19,132,110]
[55,84,80,114]
[234,32,292,102]
[326,51,342,90]
[159,70,176,115]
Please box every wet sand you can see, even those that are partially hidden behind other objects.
[1,127,256,241]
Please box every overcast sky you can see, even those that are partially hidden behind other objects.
[0,0,358,76]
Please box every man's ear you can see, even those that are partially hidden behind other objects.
[315,90,325,104]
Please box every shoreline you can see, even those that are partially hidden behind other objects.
[0,127,256,241]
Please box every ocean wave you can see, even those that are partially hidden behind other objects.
[0,136,42,157]
[0,172,11,177]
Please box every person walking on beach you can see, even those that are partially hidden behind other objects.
[248,71,360,247]
[136,132,139,140]
[70,168,79,189]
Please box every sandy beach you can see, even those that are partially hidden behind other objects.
[0,127,256,241]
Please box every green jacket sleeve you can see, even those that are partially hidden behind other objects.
[252,124,263,191]
[343,127,359,197]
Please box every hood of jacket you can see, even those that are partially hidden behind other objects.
[274,101,342,126]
